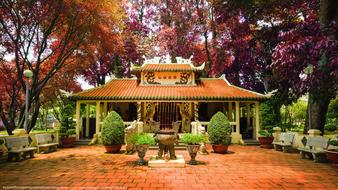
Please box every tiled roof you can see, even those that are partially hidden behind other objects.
[131,63,203,72]
[72,78,267,101]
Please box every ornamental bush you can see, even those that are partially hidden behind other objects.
[181,133,204,145]
[128,133,155,145]
[208,112,232,145]
[101,111,125,145]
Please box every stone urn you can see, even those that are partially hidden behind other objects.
[187,145,200,165]
[154,130,179,160]
[136,144,149,165]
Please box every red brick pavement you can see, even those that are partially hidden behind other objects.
[0,145,337,190]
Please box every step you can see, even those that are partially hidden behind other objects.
[149,144,187,150]
[243,139,260,146]
[75,139,91,145]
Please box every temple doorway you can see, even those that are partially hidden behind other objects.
[154,102,181,131]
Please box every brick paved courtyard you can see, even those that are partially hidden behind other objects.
[0,145,337,190]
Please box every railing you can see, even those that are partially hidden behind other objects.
[124,121,134,128]
[198,121,237,133]
[230,122,236,133]
[199,121,209,132]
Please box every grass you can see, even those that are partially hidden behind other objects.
[0,128,55,136]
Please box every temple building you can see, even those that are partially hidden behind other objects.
[71,57,268,144]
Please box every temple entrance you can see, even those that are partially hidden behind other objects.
[154,102,181,131]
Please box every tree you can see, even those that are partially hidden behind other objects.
[273,12,337,133]
[0,0,124,134]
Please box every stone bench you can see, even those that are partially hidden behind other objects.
[5,136,37,162]
[298,136,329,163]
[35,133,58,153]
[273,132,295,153]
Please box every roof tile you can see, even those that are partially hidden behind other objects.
[72,79,267,101]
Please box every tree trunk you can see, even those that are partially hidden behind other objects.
[303,0,338,134]
[319,0,338,26]
[272,102,282,124]
[203,31,212,77]
[304,92,331,134]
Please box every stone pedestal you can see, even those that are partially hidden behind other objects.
[308,129,321,136]
[273,127,282,142]
[231,132,242,144]
[148,155,185,168]
[13,129,27,136]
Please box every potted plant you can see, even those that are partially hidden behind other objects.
[258,129,274,148]
[60,128,76,148]
[208,112,232,154]
[101,111,125,153]
[181,133,204,165]
[59,103,77,148]
[128,133,155,165]
[326,137,338,166]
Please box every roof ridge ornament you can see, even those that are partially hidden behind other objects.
[142,55,195,64]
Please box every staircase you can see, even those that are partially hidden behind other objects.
[75,139,91,145]
[149,142,187,150]
[242,139,260,146]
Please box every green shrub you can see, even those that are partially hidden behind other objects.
[325,119,337,132]
[208,112,232,145]
[279,123,298,132]
[328,137,338,152]
[101,111,125,145]
[181,134,204,145]
[260,100,277,132]
[328,139,338,146]
[128,133,155,145]
[59,103,76,138]
[258,130,272,137]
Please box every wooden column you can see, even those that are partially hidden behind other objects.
[137,102,141,121]
[95,101,101,134]
[85,104,90,138]
[235,102,240,134]
[254,102,260,140]
[75,101,81,140]
[194,102,199,121]
[103,102,108,118]
[228,102,233,122]
[246,103,251,127]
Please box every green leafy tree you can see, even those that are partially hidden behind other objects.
[51,91,76,137]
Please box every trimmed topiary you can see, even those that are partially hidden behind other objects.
[101,111,125,145]
[208,112,232,145]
